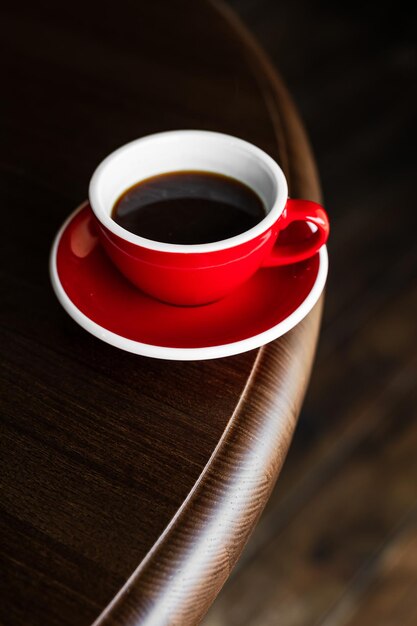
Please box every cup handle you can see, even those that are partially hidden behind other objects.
[263,199,329,267]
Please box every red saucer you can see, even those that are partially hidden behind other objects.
[50,203,328,360]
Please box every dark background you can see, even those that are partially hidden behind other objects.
[204,0,417,623]
[2,0,416,624]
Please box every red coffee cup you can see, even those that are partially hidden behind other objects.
[89,131,329,306]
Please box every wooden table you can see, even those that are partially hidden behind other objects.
[1,1,324,624]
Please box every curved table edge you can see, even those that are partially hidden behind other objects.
[94,303,322,626]
[93,2,325,624]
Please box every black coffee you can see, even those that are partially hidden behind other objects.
[111,171,266,245]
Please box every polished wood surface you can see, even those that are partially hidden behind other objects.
[203,1,417,624]
[1,1,324,624]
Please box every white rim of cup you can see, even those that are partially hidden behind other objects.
[88,130,288,254]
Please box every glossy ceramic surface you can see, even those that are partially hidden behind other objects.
[50,203,328,360]
[88,131,329,305]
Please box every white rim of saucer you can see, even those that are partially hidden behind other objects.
[50,203,328,361]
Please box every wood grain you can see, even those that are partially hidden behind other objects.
[203,1,417,624]
[0,1,324,624]
[204,349,417,625]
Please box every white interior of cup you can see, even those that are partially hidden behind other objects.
[89,130,288,253]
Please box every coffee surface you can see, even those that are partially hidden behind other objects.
[111,171,266,245]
